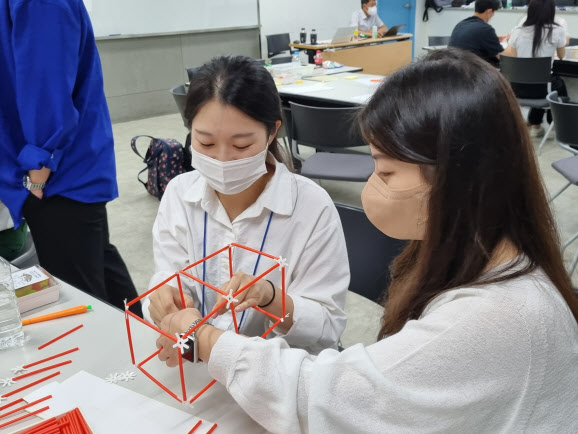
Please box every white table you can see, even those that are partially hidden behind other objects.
[277,72,385,106]
[0,280,268,434]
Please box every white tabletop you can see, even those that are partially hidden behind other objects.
[277,72,385,105]
[0,281,268,434]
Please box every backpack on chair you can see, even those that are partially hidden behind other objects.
[130,135,192,200]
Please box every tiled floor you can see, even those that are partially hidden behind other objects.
[108,80,578,347]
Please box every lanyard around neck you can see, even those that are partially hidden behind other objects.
[201,210,274,331]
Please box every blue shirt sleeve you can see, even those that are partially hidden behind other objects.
[11,0,81,173]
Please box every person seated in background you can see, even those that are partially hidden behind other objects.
[503,0,568,138]
[509,0,570,46]
[449,0,503,66]
[350,0,387,38]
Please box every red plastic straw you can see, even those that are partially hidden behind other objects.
[182,300,228,340]
[178,351,187,402]
[179,271,227,296]
[181,245,230,272]
[23,348,79,369]
[230,305,240,334]
[251,306,281,322]
[0,397,24,411]
[23,417,57,434]
[232,264,279,299]
[231,243,279,260]
[13,361,71,381]
[281,266,286,317]
[125,312,136,365]
[38,325,84,350]
[137,364,182,403]
[206,422,218,434]
[228,246,233,279]
[137,348,162,368]
[188,420,203,433]
[188,379,217,404]
[176,274,187,311]
[126,273,177,307]
[0,394,52,420]
[261,319,282,338]
[0,405,49,429]
[126,310,176,341]
[73,408,91,434]
[1,371,60,398]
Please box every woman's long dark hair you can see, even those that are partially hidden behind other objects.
[523,0,559,57]
[184,55,291,168]
[359,48,578,338]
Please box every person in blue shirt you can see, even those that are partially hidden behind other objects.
[0,0,142,316]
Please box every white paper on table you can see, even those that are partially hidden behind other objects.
[23,371,213,434]
[349,94,374,103]
[278,84,334,94]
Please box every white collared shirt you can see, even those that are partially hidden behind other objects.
[350,9,384,32]
[144,155,349,354]
[0,201,14,231]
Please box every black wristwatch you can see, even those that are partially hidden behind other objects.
[181,319,203,363]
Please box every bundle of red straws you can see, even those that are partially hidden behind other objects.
[20,408,92,434]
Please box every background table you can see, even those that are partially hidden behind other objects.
[291,35,413,76]
[0,280,268,434]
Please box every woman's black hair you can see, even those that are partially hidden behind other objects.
[184,55,291,168]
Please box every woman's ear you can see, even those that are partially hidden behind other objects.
[271,120,282,143]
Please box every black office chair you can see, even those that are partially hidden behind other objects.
[500,55,553,154]
[289,102,374,182]
[569,37,578,46]
[546,91,578,277]
[336,203,407,303]
[428,36,450,46]
[170,85,189,129]
[186,67,199,83]
[266,33,291,57]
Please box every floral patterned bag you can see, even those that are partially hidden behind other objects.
[131,135,188,200]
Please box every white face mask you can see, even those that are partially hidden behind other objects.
[190,146,268,195]
[367,6,377,16]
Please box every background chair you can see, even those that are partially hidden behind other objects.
[499,55,553,154]
[186,67,199,83]
[569,37,578,46]
[289,102,374,181]
[547,91,578,277]
[335,203,407,303]
[547,91,578,156]
[169,84,189,130]
[10,231,39,269]
[428,36,450,46]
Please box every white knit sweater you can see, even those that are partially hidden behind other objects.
[209,266,578,433]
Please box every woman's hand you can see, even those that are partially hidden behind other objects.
[156,308,203,367]
[149,284,195,326]
[211,272,272,318]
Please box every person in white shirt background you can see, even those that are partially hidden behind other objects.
[155,49,578,433]
[350,0,388,37]
[0,201,27,262]
[503,0,568,138]
[144,55,349,355]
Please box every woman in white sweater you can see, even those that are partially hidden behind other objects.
[156,49,578,433]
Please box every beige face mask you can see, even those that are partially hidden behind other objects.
[361,173,429,240]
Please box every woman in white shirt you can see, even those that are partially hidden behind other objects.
[505,0,568,137]
[156,49,578,433]
[145,55,348,355]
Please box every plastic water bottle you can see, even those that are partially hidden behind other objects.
[292,50,302,80]
[372,25,378,39]
[0,257,25,350]
[506,0,512,8]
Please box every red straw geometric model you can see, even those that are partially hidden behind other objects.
[124,242,288,404]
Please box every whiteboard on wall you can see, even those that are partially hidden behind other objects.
[87,0,259,37]
[259,0,361,57]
